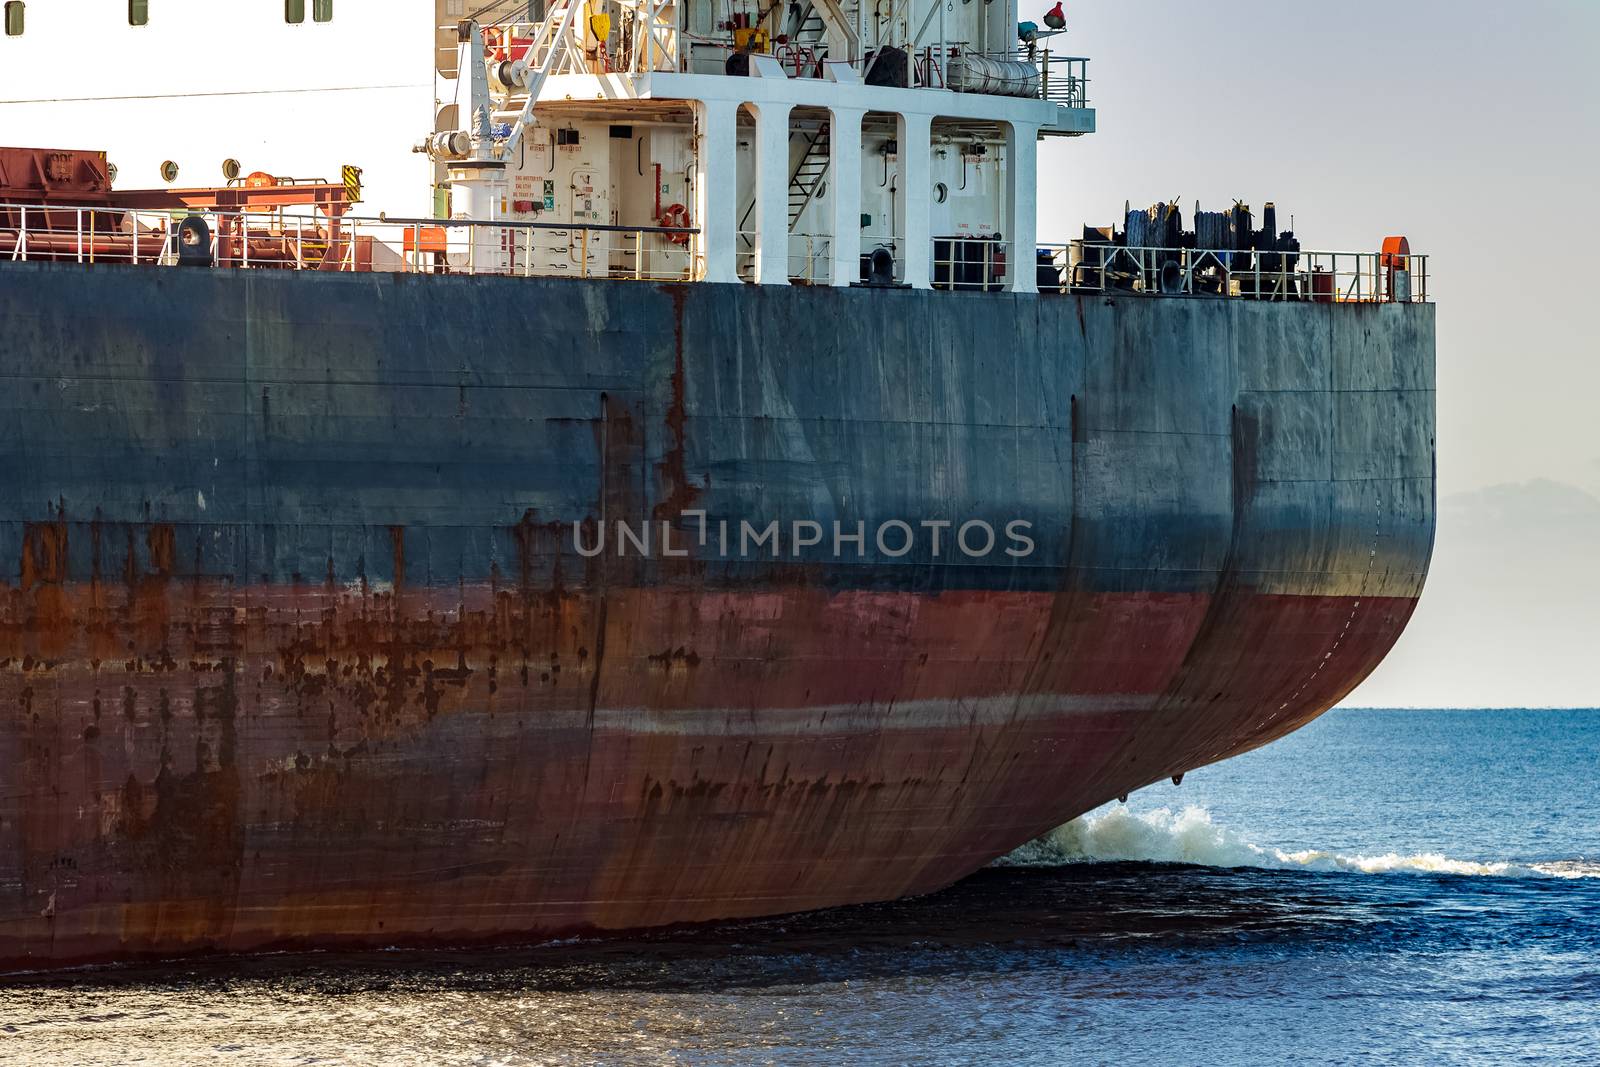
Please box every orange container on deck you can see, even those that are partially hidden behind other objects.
[403,225,448,254]
[1381,235,1411,269]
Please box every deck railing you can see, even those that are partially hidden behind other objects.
[0,203,1429,301]
[1037,242,1429,303]
[931,236,1012,292]
[733,233,843,286]
[0,204,698,282]
[462,8,1090,108]
[1037,52,1089,108]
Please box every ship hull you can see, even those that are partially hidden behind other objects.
[0,265,1434,968]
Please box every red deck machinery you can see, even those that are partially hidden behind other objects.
[0,147,369,269]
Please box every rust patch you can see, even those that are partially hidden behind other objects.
[511,509,568,601]
[88,516,103,587]
[125,521,175,653]
[19,513,72,657]
[111,661,243,949]
[20,519,68,591]
[514,511,538,594]
[146,524,175,577]
[653,286,704,521]
[389,526,406,590]
[647,646,702,669]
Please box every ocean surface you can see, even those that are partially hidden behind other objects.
[2,708,1597,1065]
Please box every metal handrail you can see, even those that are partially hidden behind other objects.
[1036,243,1430,303]
[788,233,833,285]
[0,202,700,281]
[1036,52,1089,107]
[0,203,1429,299]
[931,236,1011,292]
[379,214,697,236]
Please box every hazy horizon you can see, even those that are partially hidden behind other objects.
[1040,0,1599,708]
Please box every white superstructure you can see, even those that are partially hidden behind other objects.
[0,0,1093,290]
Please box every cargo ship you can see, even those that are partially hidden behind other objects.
[0,0,1434,969]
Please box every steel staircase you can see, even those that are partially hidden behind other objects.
[787,122,830,231]
[781,0,830,75]
[736,121,831,235]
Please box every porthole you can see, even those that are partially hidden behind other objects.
[160,160,179,183]
[933,181,948,204]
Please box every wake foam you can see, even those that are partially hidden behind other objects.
[998,805,1598,879]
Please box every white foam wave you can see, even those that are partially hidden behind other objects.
[999,805,1598,879]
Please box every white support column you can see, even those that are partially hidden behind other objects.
[896,111,933,290]
[1005,120,1041,294]
[827,106,864,288]
[753,102,793,286]
[448,160,509,274]
[694,98,740,284]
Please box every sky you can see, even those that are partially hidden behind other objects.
[1036,0,1600,707]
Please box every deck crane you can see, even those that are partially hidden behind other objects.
[414,11,583,267]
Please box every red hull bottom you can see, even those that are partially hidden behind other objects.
[0,583,1418,969]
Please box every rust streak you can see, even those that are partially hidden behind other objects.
[653,286,703,521]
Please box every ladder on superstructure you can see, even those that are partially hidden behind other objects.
[736,119,831,280]
[500,0,585,157]
[787,123,830,232]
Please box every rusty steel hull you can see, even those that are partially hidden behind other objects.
[0,265,1435,969]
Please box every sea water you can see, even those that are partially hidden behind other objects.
[2,708,1597,1065]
